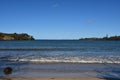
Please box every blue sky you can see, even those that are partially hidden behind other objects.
[0,0,120,39]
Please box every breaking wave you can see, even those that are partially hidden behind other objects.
[1,56,120,64]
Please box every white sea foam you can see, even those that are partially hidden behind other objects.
[18,59,120,64]
[1,58,120,64]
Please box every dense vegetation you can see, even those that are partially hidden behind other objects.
[80,35,120,40]
[0,32,35,40]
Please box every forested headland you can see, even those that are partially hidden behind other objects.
[0,32,35,40]
[80,35,120,40]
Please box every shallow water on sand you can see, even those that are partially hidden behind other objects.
[0,40,120,78]
[1,62,120,78]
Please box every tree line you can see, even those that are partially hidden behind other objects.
[80,35,120,40]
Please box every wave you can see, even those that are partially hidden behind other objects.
[0,48,84,51]
[0,58,120,64]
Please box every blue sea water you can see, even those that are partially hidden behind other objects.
[0,40,120,78]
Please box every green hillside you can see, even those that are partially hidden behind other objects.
[0,32,35,40]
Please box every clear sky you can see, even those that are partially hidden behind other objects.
[0,0,120,39]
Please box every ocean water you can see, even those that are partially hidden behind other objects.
[0,40,120,78]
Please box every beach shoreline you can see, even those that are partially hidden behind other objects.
[1,40,120,79]
[0,77,109,80]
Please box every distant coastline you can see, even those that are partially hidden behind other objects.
[0,32,35,40]
[80,35,120,40]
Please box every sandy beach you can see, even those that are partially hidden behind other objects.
[0,77,110,80]
[11,78,105,80]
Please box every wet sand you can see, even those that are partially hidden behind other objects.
[0,77,107,80]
